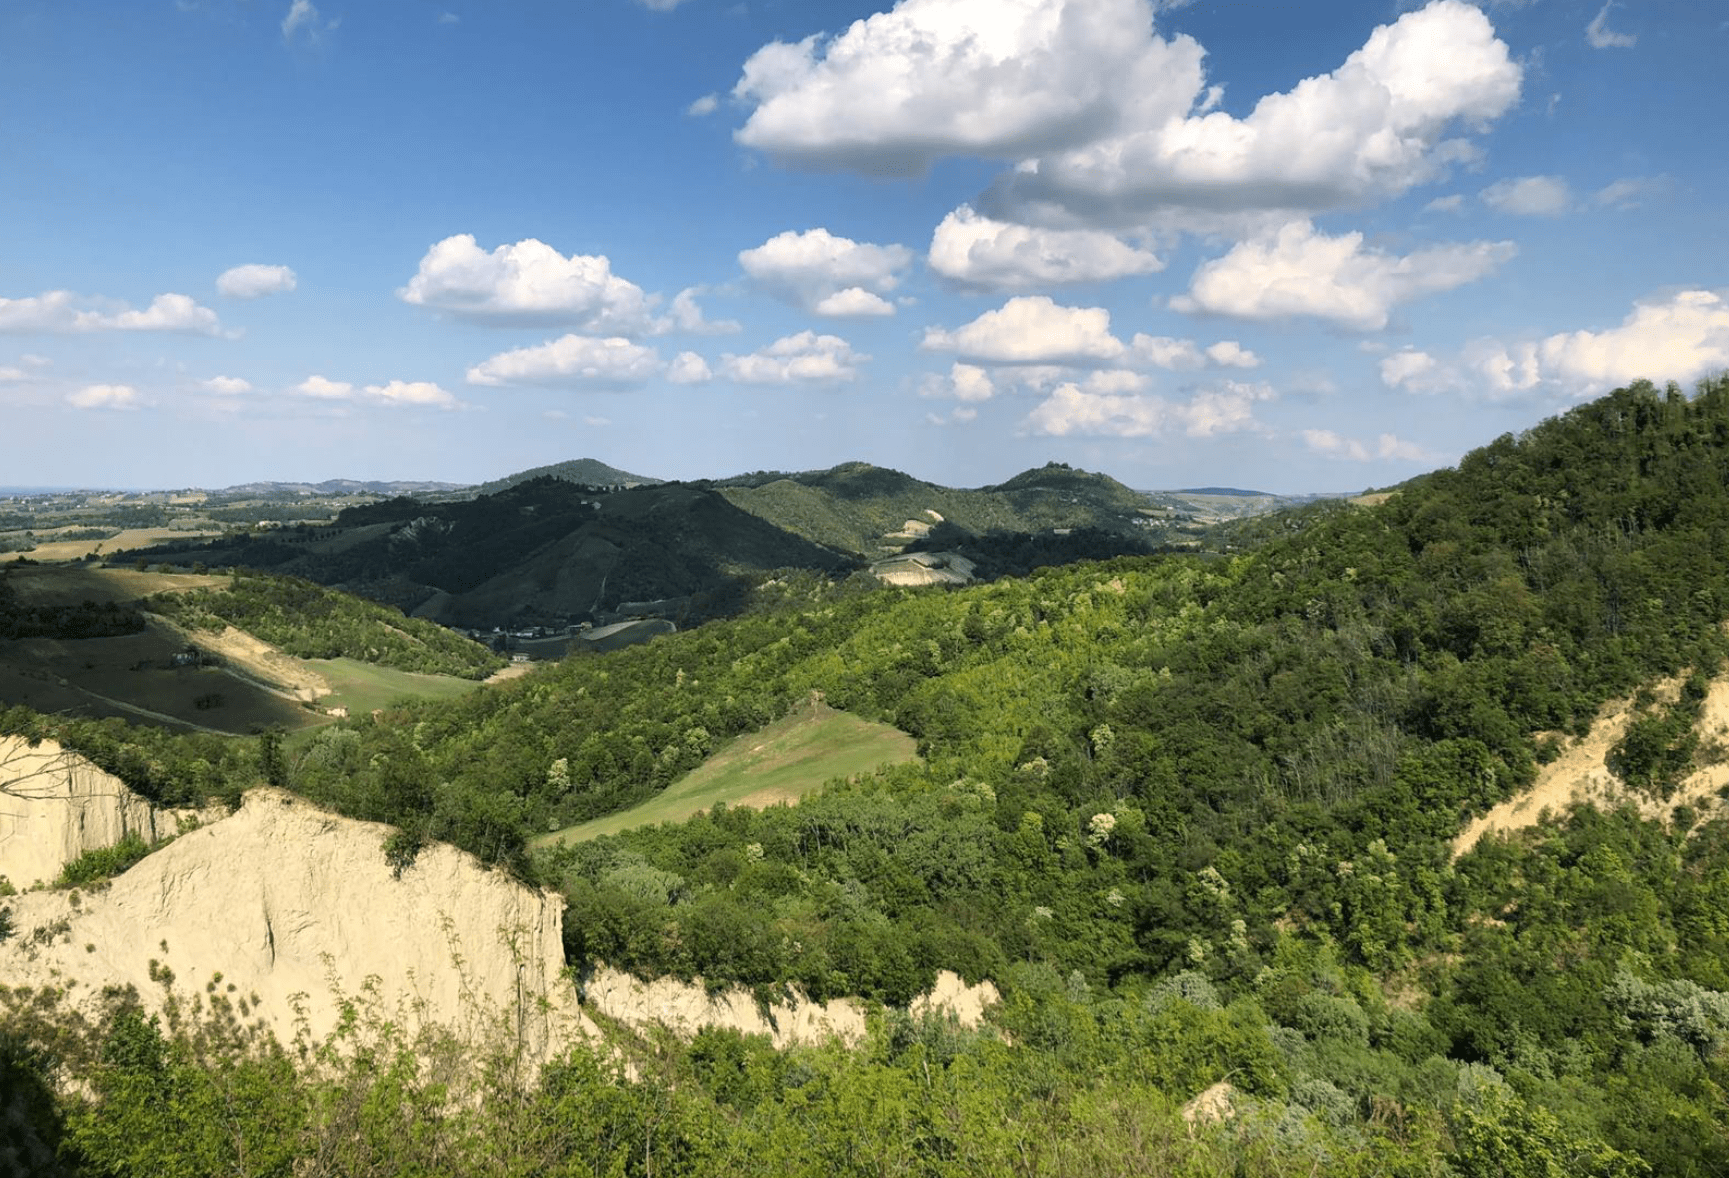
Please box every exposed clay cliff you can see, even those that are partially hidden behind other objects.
[0,788,593,1070]
[0,748,1000,1069]
[0,736,196,888]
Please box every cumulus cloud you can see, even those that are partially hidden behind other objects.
[0,290,227,336]
[400,235,660,334]
[920,362,998,402]
[200,375,252,394]
[1126,335,1261,370]
[927,205,1163,290]
[687,93,719,117]
[1023,377,1273,438]
[364,380,458,408]
[1585,1,1636,48]
[66,384,144,410]
[1480,175,1572,216]
[667,351,713,384]
[1379,348,1450,392]
[1517,290,1729,395]
[1424,194,1465,214]
[295,375,355,399]
[738,228,912,316]
[1172,220,1515,331]
[923,296,1127,365]
[1389,290,1729,400]
[664,287,741,335]
[217,264,297,299]
[732,0,1209,177]
[1301,428,1431,462]
[719,331,866,383]
[984,0,1522,227]
[467,335,664,387]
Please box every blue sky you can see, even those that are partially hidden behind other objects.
[2,0,1725,491]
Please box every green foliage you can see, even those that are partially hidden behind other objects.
[57,834,155,887]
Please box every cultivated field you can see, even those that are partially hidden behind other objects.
[306,656,483,715]
[535,699,918,846]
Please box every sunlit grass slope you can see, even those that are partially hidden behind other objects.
[535,698,917,846]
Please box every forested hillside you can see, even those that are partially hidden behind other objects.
[716,460,1161,557]
[5,379,1729,1174]
[146,571,505,679]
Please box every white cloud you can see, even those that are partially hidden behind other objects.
[732,0,1209,177]
[1529,290,1729,395]
[920,362,998,402]
[0,367,23,382]
[1379,348,1449,392]
[295,375,355,399]
[1301,428,1431,462]
[1480,174,1571,216]
[1595,175,1672,210]
[985,0,1522,227]
[1023,378,1273,438]
[667,351,713,384]
[200,375,252,394]
[1395,290,1729,400]
[466,335,664,387]
[399,235,660,334]
[217,264,297,299]
[1172,220,1515,331]
[281,0,336,42]
[664,287,741,335]
[66,384,144,411]
[438,11,459,24]
[0,290,226,336]
[687,93,719,117]
[637,0,693,9]
[364,380,458,408]
[1585,2,1636,48]
[927,205,1163,290]
[738,228,912,316]
[1205,340,1261,368]
[1123,335,1260,371]
[719,331,865,383]
[1424,194,1465,214]
[923,296,1126,365]
[814,288,895,317]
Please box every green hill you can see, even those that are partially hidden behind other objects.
[11,378,1729,1176]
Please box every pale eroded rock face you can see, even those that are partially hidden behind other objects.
[0,745,1001,1068]
[583,967,869,1049]
[0,788,593,1070]
[0,736,192,889]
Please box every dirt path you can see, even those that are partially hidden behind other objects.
[1453,673,1729,858]
[152,615,331,702]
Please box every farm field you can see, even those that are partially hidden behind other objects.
[307,656,485,715]
[534,698,918,846]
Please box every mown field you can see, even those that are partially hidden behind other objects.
[535,698,917,845]
[308,656,485,715]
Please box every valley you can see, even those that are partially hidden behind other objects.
[4,381,1729,1176]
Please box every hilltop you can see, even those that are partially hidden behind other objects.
[465,457,663,498]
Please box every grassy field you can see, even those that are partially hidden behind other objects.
[534,699,919,847]
[308,656,483,714]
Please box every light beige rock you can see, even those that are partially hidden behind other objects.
[582,966,868,1049]
[0,736,197,889]
[908,969,1000,1027]
[0,788,594,1071]
[1182,1080,1236,1126]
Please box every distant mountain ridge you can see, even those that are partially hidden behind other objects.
[468,458,662,498]
[213,479,467,497]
